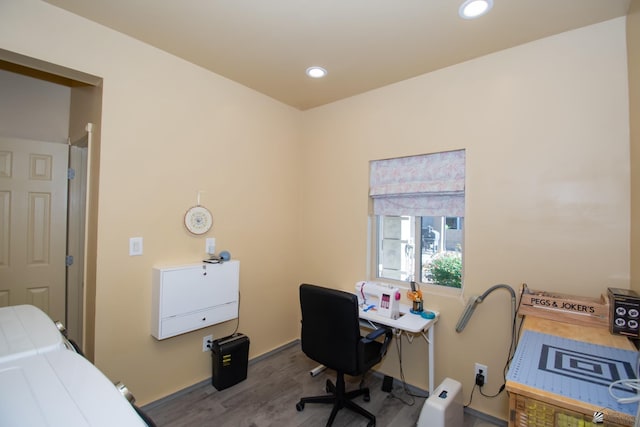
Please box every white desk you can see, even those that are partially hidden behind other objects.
[359,303,439,394]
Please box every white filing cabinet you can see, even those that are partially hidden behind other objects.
[151,260,239,340]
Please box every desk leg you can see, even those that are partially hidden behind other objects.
[428,326,434,395]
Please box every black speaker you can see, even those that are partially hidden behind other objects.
[382,375,394,392]
[211,333,250,390]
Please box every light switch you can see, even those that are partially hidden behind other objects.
[129,237,143,256]
[206,237,216,255]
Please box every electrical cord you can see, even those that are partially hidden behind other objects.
[600,375,640,427]
[230,291,241,336]
[205,291,242,351]
[591,385,640,427]
[388,331,416,406]
[608,379,640,404]
[464,382,478,408]
[478,381,506,398]
[479,285,524,398]
[608,353,640,407]
[466,283,525,405]
[387,331,428,406]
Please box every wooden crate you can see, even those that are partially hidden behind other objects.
[518,284,609,328]
[509,393,631,427]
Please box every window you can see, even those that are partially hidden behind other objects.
[369,150,465,288]
[376,215,463,287]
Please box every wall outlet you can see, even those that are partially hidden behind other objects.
[475,362,488,382]
[203,334,213,352]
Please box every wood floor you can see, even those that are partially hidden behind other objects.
[143,341,505,427]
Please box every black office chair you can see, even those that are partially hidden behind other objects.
[296,284,393,427]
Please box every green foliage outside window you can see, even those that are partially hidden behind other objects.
[428,252,462,288]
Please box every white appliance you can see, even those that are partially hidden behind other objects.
[0,304,71,363]
[355,281,401,319]
[0,304,152,426]
[0,350,148,427]
[416,377,463,427]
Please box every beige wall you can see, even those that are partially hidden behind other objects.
[0,0,633,421]
[0,68,70,143]
[0,0,303,404]
[629,0,640,293]
[300,18,630,418]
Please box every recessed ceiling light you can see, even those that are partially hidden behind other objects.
[306,66,327,79]
[459,0,493,19]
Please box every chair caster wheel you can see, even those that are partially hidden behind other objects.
[367,421,375,427]
[296,401,304,411]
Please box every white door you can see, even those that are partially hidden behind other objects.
[0,137,68,323]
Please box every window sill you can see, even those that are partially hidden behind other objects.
[372,278,463,299]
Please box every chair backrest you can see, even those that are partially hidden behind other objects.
[299,284,362,375]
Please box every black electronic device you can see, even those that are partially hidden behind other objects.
[608,287,640,338]
[382,375,394,392]
[211,333,250,391]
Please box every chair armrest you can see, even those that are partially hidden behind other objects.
[362,326,390,343]
[361,326,393,357]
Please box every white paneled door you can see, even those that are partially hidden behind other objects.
[0,137,68,323]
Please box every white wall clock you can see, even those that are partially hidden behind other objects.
[184,205,213,235]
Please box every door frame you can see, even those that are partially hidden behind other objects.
[66,123,92,347]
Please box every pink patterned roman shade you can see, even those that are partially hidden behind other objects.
[369,149,465,217]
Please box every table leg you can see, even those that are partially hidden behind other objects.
[428,326,434,394]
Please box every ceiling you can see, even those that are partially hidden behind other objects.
[43,0,631,110]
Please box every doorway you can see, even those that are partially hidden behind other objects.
[0,49,102,357]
